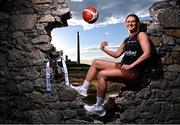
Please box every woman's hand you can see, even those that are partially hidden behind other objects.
[121,64,133,70]
[101,41,108,50]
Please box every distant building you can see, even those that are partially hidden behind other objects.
[64,55,77,64]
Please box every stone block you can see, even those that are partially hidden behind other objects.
[149,1,169,17]
[61,3,68,8]
[44,91,59,102]
[150,80,162,89]
[120,108,140,122]
[12,31,24,38]
[20,67,40,80]
[62,109,77,119]
[33,78,46,92]
[136,88,151,100]
[168,64,180,72]
[149,36,161,46]
[38,14,55,23]
[136,118,155,124]
[43,110,63,124]
[140,112,154,119]
[49,101,70,110]
[35,23,44,30]
[162,35,175,45]
[54,16,62,22]
[51,7,70,16]
[31,0,52,4]
[173,45,180,51]
[157,8,180,28]
[31,48,46,59]
[168,77,180,89]
[38,43,55,53]
[26,110,46,123]
[171,51,180,58]
[151,89,167,100]
[159,46,173,55]
[76,109,86,116]
[57,0,66,4]
[165,29,180,38]
[9,14,37,31]
[123,91,136,100]
[30,91,45,106]
[17,80,34,93]
[147,23,164,36]
[59,88,77,101]
[164,72,178,81]
[162,54,173,65]
[69,101,84,109]
[32,35,51,44]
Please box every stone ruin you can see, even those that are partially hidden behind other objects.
[0,0,179,124]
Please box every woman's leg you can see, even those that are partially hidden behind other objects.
[84,68,133,116]
[71,59,119,97]
[97,69,135,98]
[85,59,118,82]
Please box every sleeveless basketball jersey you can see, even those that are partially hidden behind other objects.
[121,32,143,66]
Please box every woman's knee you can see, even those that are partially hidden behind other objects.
[97,71,107,80]
[92,59,102,67]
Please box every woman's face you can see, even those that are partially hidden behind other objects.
[125,16,138,32]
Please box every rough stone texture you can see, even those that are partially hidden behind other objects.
[0,0,180,124]
[166,29,180,37]
[149,36,161,47]
[9,14,38,30]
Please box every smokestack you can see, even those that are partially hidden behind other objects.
[77,31,80,64]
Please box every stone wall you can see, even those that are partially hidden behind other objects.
[0,0,179,124]
[0,0,90,124]
[111,0,180,123]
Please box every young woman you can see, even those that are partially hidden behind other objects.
[71,14,151,116]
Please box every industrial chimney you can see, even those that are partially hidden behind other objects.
[77,31,80,64]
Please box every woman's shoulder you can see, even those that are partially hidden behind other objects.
[137,32,148,38]
[138,31,148,35]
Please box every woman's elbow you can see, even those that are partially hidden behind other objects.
[145,53,151,59]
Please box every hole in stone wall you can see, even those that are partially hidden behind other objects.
[50,24,126,105]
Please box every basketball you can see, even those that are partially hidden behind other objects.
[82,6,98,24]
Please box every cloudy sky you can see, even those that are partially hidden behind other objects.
[51,0,160,64]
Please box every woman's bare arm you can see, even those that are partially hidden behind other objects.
[101,41,125,58]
